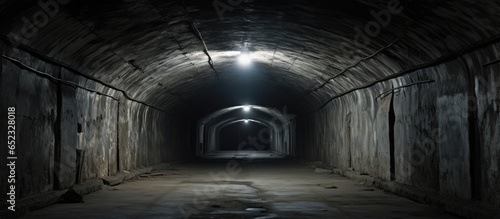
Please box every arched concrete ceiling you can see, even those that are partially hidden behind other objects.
[210,112,280,129]
[217,119,272,131]
[200,105,292,126]
[2,0,500,116]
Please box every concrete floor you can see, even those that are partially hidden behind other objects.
[22,152,458,219]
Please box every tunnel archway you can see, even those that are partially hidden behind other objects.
[197,105,295,156]
[2,0,500,218]
[217,120,271,151]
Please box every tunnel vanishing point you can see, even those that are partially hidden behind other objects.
[1,0,500,218]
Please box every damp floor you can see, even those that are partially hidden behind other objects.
[22,151,458,219]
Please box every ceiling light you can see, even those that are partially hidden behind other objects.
[238,52,251,65]
[243,105,251,112]
[244,119,249,123]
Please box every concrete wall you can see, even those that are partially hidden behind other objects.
[471,45,500,205]
[297,42,500,205]
[0,47,58,198]
[0,42,191,199]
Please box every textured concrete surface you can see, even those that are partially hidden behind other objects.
[1,0,499,217]
[297,42,500,207]
[21,158,457,219]
[0,164,172,218]
[2,0,500,113]
[54,69,77,189]
[76,87,119,180]
[0,41,191,210]
[0,50,58,199]
[328,167,500,218]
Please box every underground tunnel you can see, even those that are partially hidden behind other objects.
[0,0,500,218]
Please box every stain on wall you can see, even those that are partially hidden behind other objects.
[297,42,500,205]
[0,42,192,199]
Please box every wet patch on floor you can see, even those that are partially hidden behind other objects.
[272,201,340,216]
[21,159,460,219]
[360,188,375,191]
[318,183,338,189]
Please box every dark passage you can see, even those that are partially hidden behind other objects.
[219,122,270,151]
[0,0,499,218]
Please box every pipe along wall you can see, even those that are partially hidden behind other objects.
[0,32,500,213]
[0,42,192,201]
[297,42,500,205]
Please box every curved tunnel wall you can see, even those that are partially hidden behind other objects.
[0,42,192,199]
[0,0,499,211]
[297,42,500,204]
[7,0,500,114]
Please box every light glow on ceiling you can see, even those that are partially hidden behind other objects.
[238,52,252,65]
